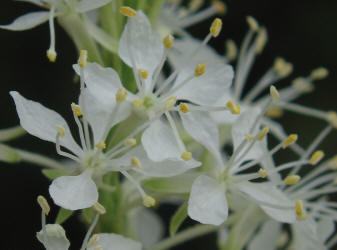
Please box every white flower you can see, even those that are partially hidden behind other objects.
[0,0,112,61]
[37,224,70,250]
[87,233,142,250]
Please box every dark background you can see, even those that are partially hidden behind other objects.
[1,0,337,249]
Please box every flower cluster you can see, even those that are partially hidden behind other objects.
[1,1,336,249]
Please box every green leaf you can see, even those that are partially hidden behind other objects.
[0,144,21,163]
[41,169,69,180]
[169,202,188,236]
[56,208,73,224]
[142,173,198,194]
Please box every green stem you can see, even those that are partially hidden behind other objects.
[0,126,26,142]
[146,0,165,26]
[151,224,218,250]
[58,13,104,65]
[15,148,66,169]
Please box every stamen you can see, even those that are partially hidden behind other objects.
[225,39,237,62]
[37,195,50,215]
[270,85,280,102]
[188,0,203,12]
[246,16,259,31]
[163,34,174,49]
[282,134,298,149]
[164,96,177,110]
[284,175,301,185]
[55,132,80,162]
[266,107,283,118]
[96,141,106,150]
[131,157,142,169]
[133,100,143,109]
[310,67,329,80]
[328,156,337,170]
[179,103,190,113]
[94,246,103,250]
[310,150,324,165]
[78,50,88,68]
[292,77,314,93]
[226,101,241,114]
[138,69,148,79]
[116,88,128,103]
[92,202,106,215]
[255,27,268,54]
[327,112,337,129]
[80,205,102,250]
[257,126,269,140]
[181,151,192,161]
[212,0,227,15]
[55,125,66,137]
[165,112,186,152]
[210,18,222,37]
[88,234,100,248]
[71,103,83,117]
[124,138,137,147]
[47,6,56,62]
[194,62,207,76]
[295,200,307,221]
[120,6,137,17]
[245,134,254,141]
[273,57,293,78]
[143,195,156,207]
[258,168,268,178]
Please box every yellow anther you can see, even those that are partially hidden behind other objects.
[282,134,298,149]
[163,34,174,49]
[138,69,148,79]
[284,175,301,185]
[125,138,137,147]
[210,18,222,38]
[194,62,207,77]
[47,49,57,62]
[181,151,192,161]
[258,168,268,178]
[310,67,329,80]
[270,85,280,102]
[55,125,66,137]
[246,16,259,32]
[37,195,50,215]
[266,107,283,118]
[226,101,241,114]
[212,0,227,15]
[133,100,143,109]
[94,246,103,250]
[257,126,269,140]
[120,6,137,17]
[188,0,203,12]
[164,96,177,110]
[78,50,87,68]
[327,112,337,129]
[92,202,106,215]
[310,150,324,165]
[225,39,237,62]
[143,195,156,207]
[273,57,293,77]
[71,103,83,117]
[328,155,337,170]
[88,234,100,248]
[295,200,307,221]
[256,27,268,54]
[179,103,190,113]
[131,157,142,168]
[292,77,314,93]
[116,88,128,103]
[245,134,255,141]
[96,141,106,150]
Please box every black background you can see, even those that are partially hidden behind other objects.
[1,0,337,249]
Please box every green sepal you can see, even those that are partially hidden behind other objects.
[0,144,21,163]
[169,201,188,236]
[41,169,70,180]
[56,208,74,224]
[142,173,198,194]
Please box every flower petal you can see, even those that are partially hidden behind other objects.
[49,170,98,210]
[141,119,181,161]
[75,0,112,13]
[10,91,82,156]
[248,220,281,250]
[0,11,49,31]
[293,219,326,250]
[87,233,142,250]
[173,63,233,105]
[37,224,70,250]
[119,11,164,91]
[188,175,228,225]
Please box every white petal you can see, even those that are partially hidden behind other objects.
[180,111,220,157]
[188,175,228,225]
[232,107,265,162]
[249,220,281,250]
[173,63,233,105]
[49,170,98,210]
[293,219,326,250]
[10,91,82,156]
[0,11,49,31]
[17,0,44,6]
[112,146,200,177]
[37,224,70,250]
[76,0,112,13]
[141,119,181,161]
[81,89,131,143]
[210,91,239,125]
[128,208,164,249]
[119,11,164,91]
[87,233,142,250]
[235,182,296,223]
[317,217,335,243]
